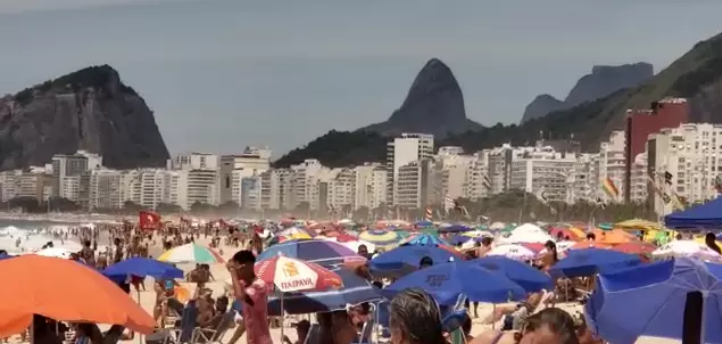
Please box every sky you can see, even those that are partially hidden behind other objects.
[1,0,722,158]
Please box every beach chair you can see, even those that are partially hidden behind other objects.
[190,311,235,344]
[147,302,198,344]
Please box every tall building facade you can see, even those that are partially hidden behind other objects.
[386,133,434,206]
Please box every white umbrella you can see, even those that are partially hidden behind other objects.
[502,231,554,244]
[652,240,722,262]
[487,244,537,261]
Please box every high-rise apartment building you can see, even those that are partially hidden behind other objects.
[647,123,722,216]
[386,133,434,205]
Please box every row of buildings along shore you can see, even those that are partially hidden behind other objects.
[0,97,719,216]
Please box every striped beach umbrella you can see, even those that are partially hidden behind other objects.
[359,229,402,247]
[158,243,224,264]
[255,255,343,292]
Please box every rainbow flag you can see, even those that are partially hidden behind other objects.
[602,177,619,200]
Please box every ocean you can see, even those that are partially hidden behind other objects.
[0,218,88,254]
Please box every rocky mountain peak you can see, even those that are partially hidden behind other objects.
[0,65,169,170]
[520,62,654,124]
[361,58,481,138]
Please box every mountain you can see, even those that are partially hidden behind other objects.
[0,65,169,170]
[359,58,482,138]
[521,94,566,124]
[275,31,722,168]
[520,62,654,123]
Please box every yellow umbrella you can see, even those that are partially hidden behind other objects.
[614,219,661,231]
[288,232,312,240]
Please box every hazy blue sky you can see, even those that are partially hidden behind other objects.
[1,0,721,157]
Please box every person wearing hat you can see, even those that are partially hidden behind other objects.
[283,320,310,344]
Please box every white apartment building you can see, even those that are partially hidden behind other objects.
[570,153,599,203]
[648,123,722,216]
[0,170,50,202]
[259,168,293,210]
[168,153,221,171]
[120,169,179,209]
[431,149,473,204]
[52,153,89,199]
[89,169,124,210]
[487,145,513,194]
[463,151,491,201]
[326,168,356,212]
[289,159,329,210]
[176,169,218,209]
[508,145,577,202]
[352,164,388,210]
[396,159,433,209]
[240,175,263,211]
[387,133,434,205]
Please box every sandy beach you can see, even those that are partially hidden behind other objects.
[0,232,679,344]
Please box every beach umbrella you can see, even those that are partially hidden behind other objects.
[0,255,155,336]
[611,242,657,255]
[487,244,537,261]
[265,266,382,315]
[652,240,722,262]
[549,248,641,278]
[103,257,183,280]
[548,227,583,241]
[158,243,224,264]
[359,229,402,247]
[439,224,471,233]
[403,233,449,246]
[502,230,554,244]
[369,245,462,277]
[278,227,313,239]
[382,261,526,305]
[472,256,553,293]
[415,220,434,228]
[569,241,612,250]
[462,230,493,238]
[448,235,472,246]
[257,239,364,265]
[585,257,722,343]
[255,255,343,292]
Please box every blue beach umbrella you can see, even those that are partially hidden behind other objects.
[257,239,361,265]
[369,245,461,277]
[439,224,472,233]
[415,220,433,228]
[265,266,382,315]
[585,258,722,344]
[104,257,184,280]
[549,248,641,278]
[382,261,526,305]
[472,256,553,293]
[404,233,449,246]
[447,235,472,246]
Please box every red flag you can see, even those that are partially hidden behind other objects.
[139,211,161,230]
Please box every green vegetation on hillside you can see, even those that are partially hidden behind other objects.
[273,130,388,168]
[275,32,722,167]
[14,65,137,105]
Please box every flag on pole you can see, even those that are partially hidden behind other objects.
[601,177,619,201]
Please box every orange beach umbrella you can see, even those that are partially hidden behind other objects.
[0,255,155,337]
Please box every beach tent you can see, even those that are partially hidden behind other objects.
[664,196,722,230]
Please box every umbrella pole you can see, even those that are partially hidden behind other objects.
[280,294,285,342]
[491,304,495,330]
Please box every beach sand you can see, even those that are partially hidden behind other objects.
[3,235,679,344]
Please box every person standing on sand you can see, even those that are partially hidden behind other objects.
[226,250,272,344]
